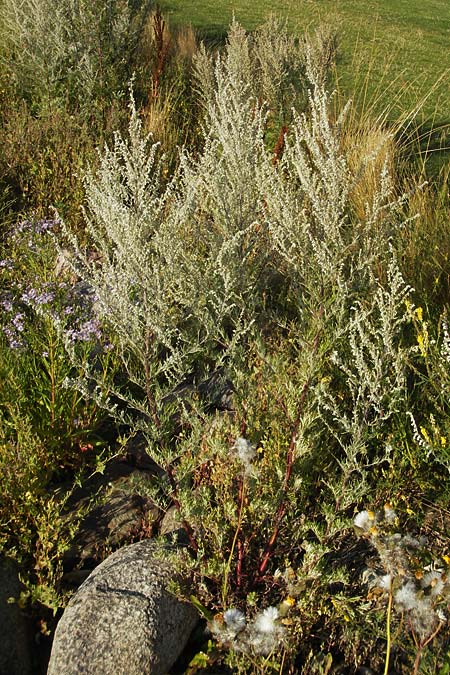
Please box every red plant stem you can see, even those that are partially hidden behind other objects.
[235,476,245,588]
[151,6,170,101]
[236,538,244,589]
[256,317,323,582]
[412,623,444,675]
[256,380,309,580]
[272,125,289,165]
[166,463,198,554]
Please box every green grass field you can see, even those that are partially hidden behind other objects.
[162,0,450,162]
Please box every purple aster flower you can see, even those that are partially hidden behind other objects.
[21,287,55,306]
[0,258,14,270]
[1,293,14,312]
[2,325,24,349]
[11,312,25,332]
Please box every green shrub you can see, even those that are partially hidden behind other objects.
[47,20,450,672]
[0,0,153,112]
[0,216,116,612]
[1,14,448,672]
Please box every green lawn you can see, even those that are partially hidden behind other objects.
[162,0,449,160]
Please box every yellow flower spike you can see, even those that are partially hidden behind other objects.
[441,437,447,448]
[415,306,423,322]
[417,334,426,357]
[420,426,431,443]
[442,555,450,565]
[278,596,296,617]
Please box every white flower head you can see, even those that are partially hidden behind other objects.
[253,606,279,634]
[394,581,417,611]
[421,570,445,597]
[410,596,436,638]
[248,606,285,655]
[354,510,376,532]
[378,573,392,591]
[233,437,257,469]
[223,608,246,635]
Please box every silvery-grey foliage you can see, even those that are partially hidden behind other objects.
[0,0,150,106]
[318,255,412,459]
[193,18,307,121]
[57,21,414,474]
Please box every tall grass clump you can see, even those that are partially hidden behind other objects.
[139,9,201,166]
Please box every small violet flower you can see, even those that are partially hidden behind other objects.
[21,287,55,306]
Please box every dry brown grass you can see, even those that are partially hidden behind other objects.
[343,122,396,221]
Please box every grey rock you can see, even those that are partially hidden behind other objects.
[159,505,189,546]
[48,539,198,675]
[0,556,32,675]
[159,505,181,536]
[161,368,234,412]
[60,449,162,576]
[63,486,160,568]
[197,368,234,411]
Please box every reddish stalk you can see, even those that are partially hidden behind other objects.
[256,317,323,582]
[272,125,289,165]
[236,537,245,589]
[235,476,246,589]
[412,622,443,675]
[256,378,310,581]
[150,6,171,101]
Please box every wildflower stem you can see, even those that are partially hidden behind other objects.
[256,318,322,582]
[412,622,444,675]
[236,537,244,589]
[222,476,246,608]
[383,587,393,675]
[256,378,308,581]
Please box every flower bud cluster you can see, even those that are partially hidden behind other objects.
[354,505,450,639]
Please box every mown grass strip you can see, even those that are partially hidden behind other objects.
[162,0,449,160]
